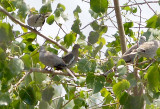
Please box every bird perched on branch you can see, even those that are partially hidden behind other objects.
[137,40,160,58]
[123,36,146,55]
[122,36,146,63]
[39,46,66,70]
[62,44,81,68]
[39,46,77,80]
[27,12,51,30]
[122,51,138,63]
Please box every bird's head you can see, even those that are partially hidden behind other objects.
[39,46,46,52]
[73,44,81,49]
[137,48,146,55]
[139,36,146,45]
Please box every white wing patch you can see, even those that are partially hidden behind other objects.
[67,56,75,66]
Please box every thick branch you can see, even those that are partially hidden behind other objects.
[113,0,126,54]
[0,6,68,53]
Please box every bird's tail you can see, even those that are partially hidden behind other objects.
[65,68,77,81]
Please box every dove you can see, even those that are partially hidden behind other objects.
[27,12,50,29]
[62,44,81,68]
[39,46,66,70]
[122,50,138,63]
[39,46,77,80]
[137,40,160,58]
[123,36,146,55]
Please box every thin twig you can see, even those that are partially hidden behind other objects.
[143,0,157,15]
[108,1,159,8]
[55,20,67,35]
[8,71,31,93]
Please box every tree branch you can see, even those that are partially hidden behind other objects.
[0,6,68,53]
[113,0,127,54]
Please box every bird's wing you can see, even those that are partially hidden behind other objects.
[123,44,137,55]
[62,53,75,65]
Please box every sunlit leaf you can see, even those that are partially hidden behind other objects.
[113,79,130,99]
[145,65,159,92]
[64,32,76,47]
[73,5,81,19]
[90,0,108,13]
[46,14,54,25]
[40,2,52,13]
[21,32,37,43]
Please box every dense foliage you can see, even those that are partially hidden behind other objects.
[0,0,160,109]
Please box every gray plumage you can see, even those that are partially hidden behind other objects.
[39,46,66,70]
[137,40,160,58]
[123,36,146,55]
[122,51,138,63]
[27,12,50,28]
[62,44,81,68]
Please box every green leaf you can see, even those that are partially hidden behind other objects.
[74,98,85,107]
[21,54,32,70]
[99,58,114,72]
[88,31,99,45]
[15,1,28,22]
[46,14,54,25]
[90,0,108,13]
[64,32,76,47]
[71,19,81,34]
[86,73,95,89]
[0,22,14,45]
[117,59,126,66]
[91,42,103,57]
[126,73,137,87]
[42,86,54,102]
[119,92,129,105]
[39,100,49,109]
[90,21,100,31]
[64,86,76,100]
[40,2,52,13]
[0,47,6,60]
[100,88,110,97]
[123,22,134,37]
[145,65,159,92]
[117,66,127,76]
[73,5,81,19]
[146,15,160,29]
[93,76,105,93]
[156,48,160,57]
[19,86,36,105]
[113,79,130,99]
[77,58,96,73]
[33,72,47,84]
[123,95,144,109]
[89,10,99,19]
[54,3,65,17]
[21,32,37,43]
[56,97,63,109]
[8,58,24,76]
[0,92,11,106]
